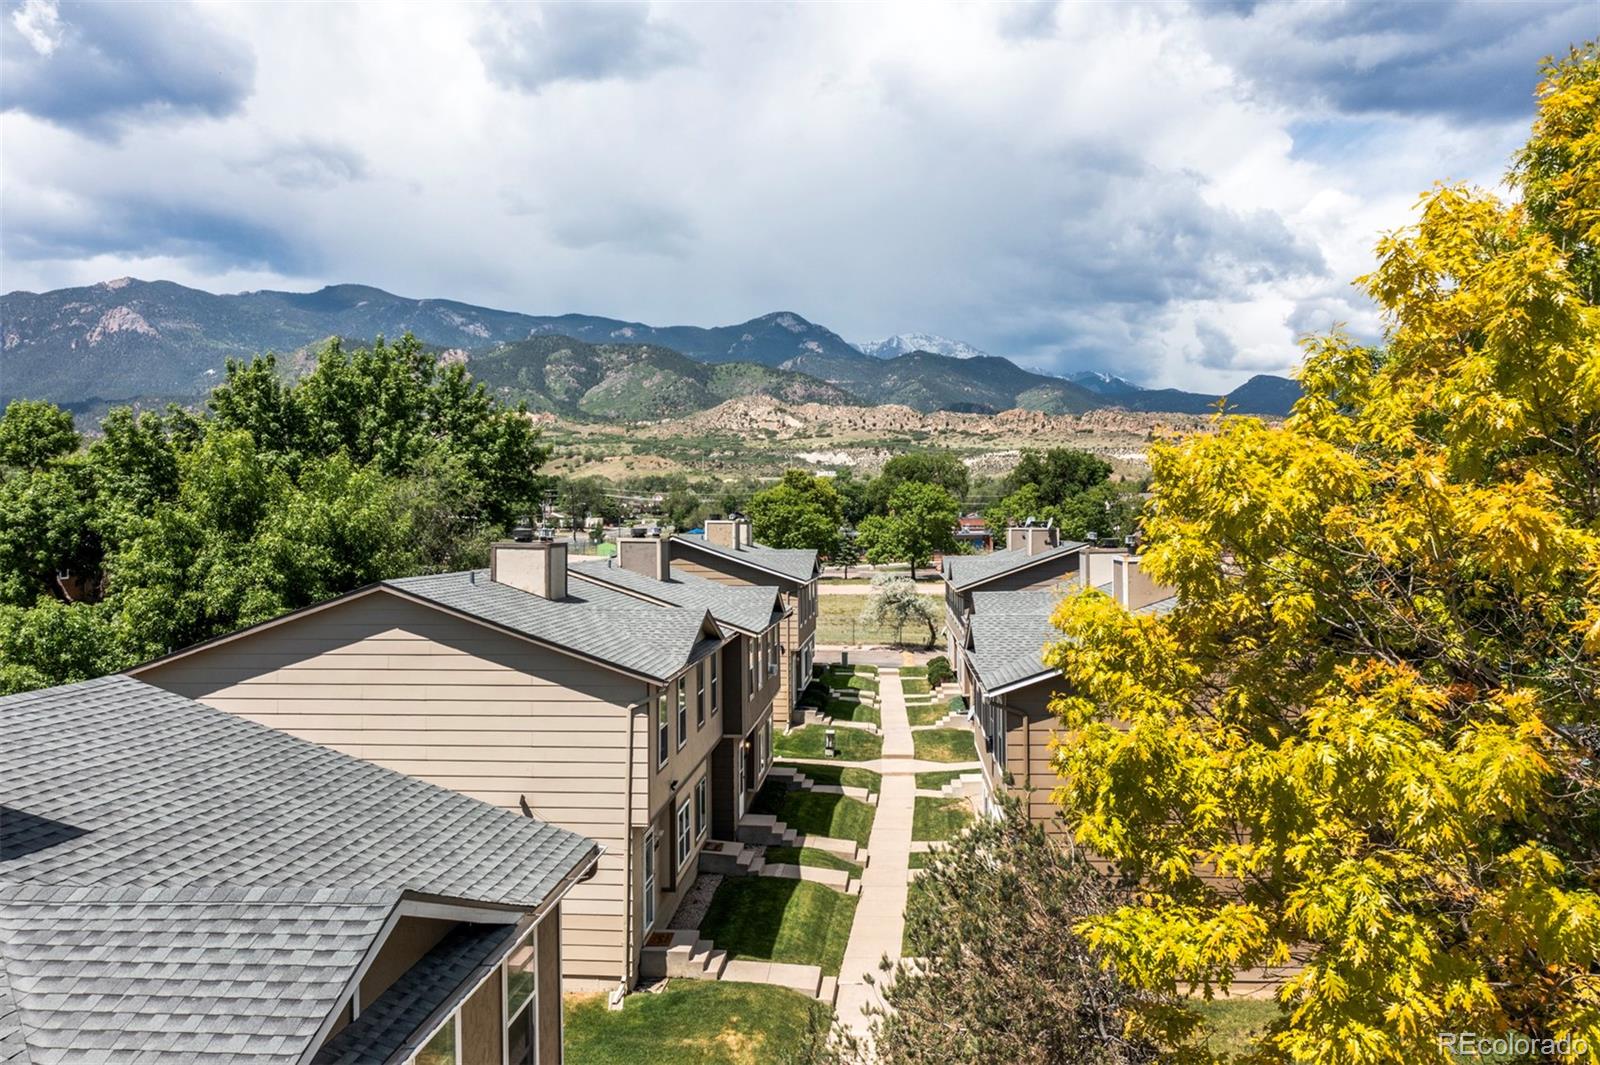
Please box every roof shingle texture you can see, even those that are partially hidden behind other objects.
[385,569,715,681]
[0,675,597,1064]
[670,534,819,584]
[942,542,1084,591]
[570,559,783,635]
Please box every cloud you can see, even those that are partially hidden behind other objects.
[0,1,1572,391]
[245,140,369,191]
[0,0,255,139]
[474,1,691,92]
[1197,0,1592,123]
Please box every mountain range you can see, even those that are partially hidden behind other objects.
[0,278,1300,419]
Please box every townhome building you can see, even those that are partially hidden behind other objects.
[666,516,820,728]
[571,529,784,837]
[1,674,598,1065]
[941,520,1087,698]
[131,534,728,994]
[961,554,1177,830]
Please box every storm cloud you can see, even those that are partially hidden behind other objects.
[0,1,1585,391]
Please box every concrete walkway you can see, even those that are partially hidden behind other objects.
[834,662,917,1043]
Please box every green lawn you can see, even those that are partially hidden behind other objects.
[908,850,934,869]
[823,672,879,695]
[751,781,875,846]
[1187,1000,1283,1058]
[817,595,945,649]
[914,768,971,789]
[822,697,880,726]
[912,728,979,763]
[899,665,927,677]
[774,724,883,762]
[700,878,859,975]
[798,680,830,708]
[901,874,935,954]
[763,845,863,877]
[900,677,930,695]
[906,700,951,726]
[565,980,827,1065]
[913,796,974,841]
[777,761,881,794]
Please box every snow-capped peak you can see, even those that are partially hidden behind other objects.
[855,333,991,360]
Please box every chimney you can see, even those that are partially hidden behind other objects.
[704,515,738,550]
[735,517,753,549]
[1006,518,1059,556]
[490,531,568,600]
[618,525,671,581]
[1111,555,1165,611]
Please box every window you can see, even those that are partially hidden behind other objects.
[676,799,692,871]
[695,776,708,838]
[768,636,779,677]
[710,656,720,716]
[656,690,669,769]
[759,718,771,773]
[505,928,537,1065]
[413,1014,456,1065]
[696,662,707,728]
[676,678,688,748]
[643,830,658,929]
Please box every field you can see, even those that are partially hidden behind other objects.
[564,982,825,1065]
[817,594,945,648]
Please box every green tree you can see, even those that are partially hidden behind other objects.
[856,481,959,578]
[872,795,1157,1065]
[746,470,844,556]
[1002,447,1110,505]
[865,451,970,513]
[858,574,939,647]
[1044,46,1600,1064]
[0,400,79,469]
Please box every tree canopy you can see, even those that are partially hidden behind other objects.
[0,335,548,693]
[865,451,970,513]
[856,481,960,578]
[1044,45,1600,1064]
[986,447,1141,543]
[746,469,845,557]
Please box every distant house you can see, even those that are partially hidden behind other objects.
[954,513,993,552]
[960,555,1176,830]
[132,535,727,993]
[941,521,1087,697]
[0,674,598,1065]
[667,517,821,728]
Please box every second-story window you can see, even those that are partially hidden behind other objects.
[676,677,688,748]
[710,656,720,715]
[696,662,706,728]
[656,689,668,769]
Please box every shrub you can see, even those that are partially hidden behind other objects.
[926,655,954,687]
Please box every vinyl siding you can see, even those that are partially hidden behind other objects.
[999,682,1069,833]
[135,590,645,985]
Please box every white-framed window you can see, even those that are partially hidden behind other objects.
[643,829,658,929]
[676,799,692,871]
[504,927,538,1065]
[710,655,720,716]
[696,662,707,728]
[676,677,688,748]
[695,776,709,838]
[767,635,779,677]
[760,718,771,773]
[411,1010,458,1065]
[656,690,669,769]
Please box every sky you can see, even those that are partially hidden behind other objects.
[0,0,1590,392]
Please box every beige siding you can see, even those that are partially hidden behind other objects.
[1002,683,1070,833]
[136,591,644,985]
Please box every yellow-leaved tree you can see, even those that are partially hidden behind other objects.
[1043,45,1600,1065]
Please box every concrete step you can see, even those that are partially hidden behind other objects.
[736,814,799,847]
[790,832,862,861]
[817,975,839,1005]
[698,839,760,877]
[720,959,824,996]
[757,861,854,891]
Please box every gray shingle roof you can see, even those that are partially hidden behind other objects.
[670,534,819,584]
[312,922,518,1065]
[969,588,1065,616]
[385,569,717,682]
[942,542,1085,591]
[570,559,783,635]
[0,675,599,1064]
[967,611,1065,692]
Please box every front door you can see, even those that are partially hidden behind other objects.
[735,742,747,818]
[642,830,658,930]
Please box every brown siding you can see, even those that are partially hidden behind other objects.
[1003,683,1069,833]
[459,963,502,1065]
[135,591,642,985]
[360,916,454,1007]
[537,909,562,1065]
[973,554,1082,593]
